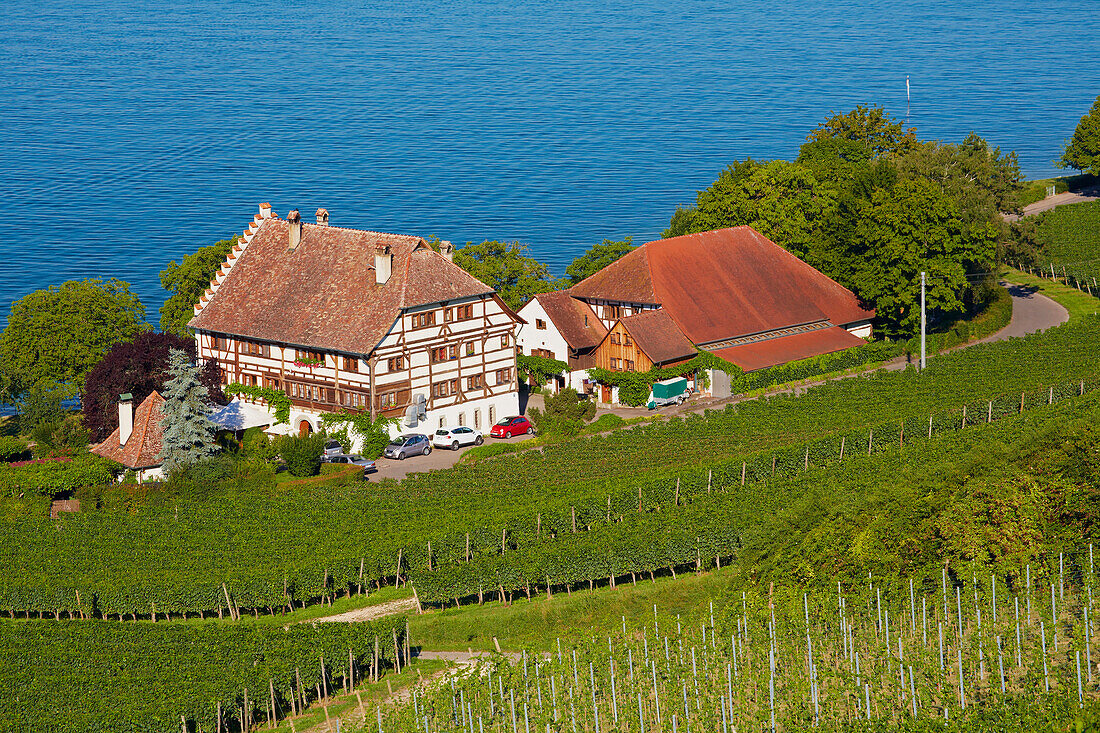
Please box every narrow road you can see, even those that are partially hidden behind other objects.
[312,597,417,623]
[1002,183,1100,222]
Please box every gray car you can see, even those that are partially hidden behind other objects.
[324,453,378,474]
[383,433,432,460]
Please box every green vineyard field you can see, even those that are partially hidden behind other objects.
[1,316,1098,617]
[0,616,406,733]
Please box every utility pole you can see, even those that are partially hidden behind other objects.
[920,271,926,371]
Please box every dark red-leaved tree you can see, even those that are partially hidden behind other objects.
[82,332,226,442]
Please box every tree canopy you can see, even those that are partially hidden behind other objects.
[81,332,224,442]
[564,238,637,285]
[159,237,237,336]
[0,279,148,398]
[806,104,920,157]
[1058,94,1100,176]
[453,240,564,311]
[662,107,1007,337]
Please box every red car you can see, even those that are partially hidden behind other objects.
[490,415,533,438]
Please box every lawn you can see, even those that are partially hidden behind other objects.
[1003,266,1100,320]
[409,566,740,652]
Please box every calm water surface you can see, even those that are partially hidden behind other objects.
[1,0,1098,325]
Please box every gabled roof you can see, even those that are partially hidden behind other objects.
[532,291,608,352]
[189,216,496,354]
[567,246,658,305]
[569,227,874,345]
[91,391,165,470]
[712,326,866,372]
[617,309,697,366]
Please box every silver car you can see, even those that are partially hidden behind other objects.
[383,434,432,460]
[321,439,344,458]
[324,453,378,474]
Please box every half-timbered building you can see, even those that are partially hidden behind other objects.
[190,204,522,440]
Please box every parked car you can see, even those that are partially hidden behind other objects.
[490,416,533,439]
[323,454,378,474]
[433,426,484,450]
[321,439,344,458]
[383,434,432,460]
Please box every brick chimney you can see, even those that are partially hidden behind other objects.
[287,209,302,249]
[316,208,329,226]
[439,240,454,262]
[118,393,134,446]
[374,245,392,285]
[259,202,272,219]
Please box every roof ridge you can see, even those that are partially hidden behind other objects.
[303,222,422,239]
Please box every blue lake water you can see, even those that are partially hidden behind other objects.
[1,0,1098,328]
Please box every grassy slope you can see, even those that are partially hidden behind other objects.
[409,567,737,652]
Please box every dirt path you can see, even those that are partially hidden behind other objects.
[311,597,417,623]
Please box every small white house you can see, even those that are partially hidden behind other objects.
[516,291,608,394]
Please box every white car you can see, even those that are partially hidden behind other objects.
[432,426,484,450]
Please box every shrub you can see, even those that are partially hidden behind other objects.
[0,436,30,462]
[241,427,276,462]
[276,434,326,477]
[585,414,626,433]
[528,388,596,436]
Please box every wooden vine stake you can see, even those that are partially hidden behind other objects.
[466,532,471,560]
[867,429,873,456]
[804,447,809,470]
[502,527,508,554]
[571,507,577,532]
[412,585,423,614]
[928,414,933,439]
[427,540,433,571]
[839,435,845,461]
[741,462,746,486]
[358,558,365,594]
[707,469,712,493]
[988,400,993,423]
[674,480,679,506]
[395,549,403,586]
[962,404,967,428]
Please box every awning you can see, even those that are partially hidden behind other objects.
[209,398,275,431]
[711,326,866,372]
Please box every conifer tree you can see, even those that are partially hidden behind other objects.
[158,348,216,473]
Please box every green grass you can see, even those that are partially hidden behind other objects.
[271,658,446,732]
[273,462,358,484]
[1003,266,1100,320]
[409,566,738,651]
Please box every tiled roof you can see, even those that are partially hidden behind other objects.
[567,246,658,304]
[189,216,495,354]
[91,391,165,470]
[569,227,874,346]
[711,326,866,372]
[619,309,697,365]
[534,291,607,352]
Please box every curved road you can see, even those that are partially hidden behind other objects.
[978,282,1068,342]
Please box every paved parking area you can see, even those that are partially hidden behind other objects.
[368,430,535,482]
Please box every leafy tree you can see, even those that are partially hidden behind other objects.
[0,279,148,397]
[453,240,564,310]
[844,178,997,337]
[528,387,596,437]
[1058,94,1100,176]
[893,133,1022,221]
[806,104,920,157]
[159,236,237,335]
[158,349,216,474]
[276,433,326,477]
[564,237,636,284]
[661,159,839,260]
[18,382,68,433]
[81,331,225,442]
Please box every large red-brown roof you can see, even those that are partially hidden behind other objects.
[189,217,495,354]
[91,391,165,469]
[619,309,697,365]
[569,227,873,345]
[534,291,607,352]
[567,246,658,305]
[711,326,866,372]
